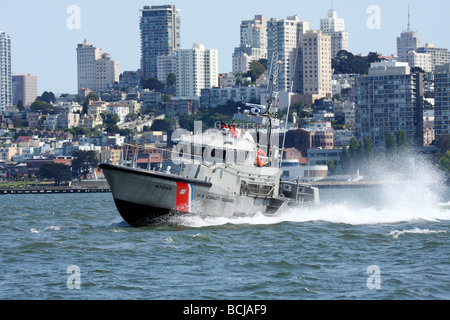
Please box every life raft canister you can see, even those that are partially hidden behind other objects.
[256,149,267,167]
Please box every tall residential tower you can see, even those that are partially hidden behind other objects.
[77,40,119,93]
[320,9,349,58]
[0,30,12,108]
[140,5,180,80]
[176,43,218,99]
[12,74,38,107]
[355,61,424,148]
[267,15,309,93]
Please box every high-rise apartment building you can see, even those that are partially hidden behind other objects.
[232,45,267,74]
[232,15,268,74]
[405,51,432,72]
[157,52,177,84]
[320,9,349,58]
[12,74,38,107]
[77,40,119,93]
[95,53,119,92]
[434,64,450,138]
[397,30,422,63]
[301,30,332,97]
[140,5,180,80]
[416,43,450,72]
[0,30,12,108]
[355,61,424,148]
[267,15,309,93]
[176,44,218,99]
[240,15,268,58]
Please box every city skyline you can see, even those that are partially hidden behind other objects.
[1,0,450,94]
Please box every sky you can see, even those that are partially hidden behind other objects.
[1,0,450,95]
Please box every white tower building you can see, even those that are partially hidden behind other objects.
[176,44,219,99]
[0,30,12,108]
[320,9,349,58]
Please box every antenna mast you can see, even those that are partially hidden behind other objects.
[407,5,411,32]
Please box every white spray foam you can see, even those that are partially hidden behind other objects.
[177,157,450,228]
[388,228,448,239]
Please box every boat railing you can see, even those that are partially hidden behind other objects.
[119,143,172,171]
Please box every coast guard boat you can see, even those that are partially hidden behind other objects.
[99,68,319,227]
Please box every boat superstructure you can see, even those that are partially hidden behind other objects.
[99,59,319,227]
[100,108,319,227]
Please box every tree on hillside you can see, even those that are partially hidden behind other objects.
[39,163,71,184]
[30,100,57,115]
[151,118,173,132]
[242,60,266,83]
[72,150,98,179]
[141,77,165,91]
[333,50,385,75]
[37,91,56,104]
[166,73,176,87]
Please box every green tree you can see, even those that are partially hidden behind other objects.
[72,150,98,179]
[340,144,350,174]
[363,137,374,161]
[385,132,396,156]
[349,137,363,169]
[333,50,384,75]
[151,118,173,132]
[166,73,176,87]
[17,99,24,111]
[30,100,57,115]
[141,77,165,91]
[126,113,138,122]
[37,91,56,104]
[327,160,336,176]
[436,134,450,152]
[439,151,450,175]
[396,130,409,155]
[39,163,71,184]
[243,60,266,83]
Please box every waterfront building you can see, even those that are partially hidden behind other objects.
[176,43,218,99]
[434,64,450,138]
[77,40,119,93]
[140,5,180,80]
[354,61,424,148]
[0,30,12,108]
[320,9,349,58]
[12,74,37,107]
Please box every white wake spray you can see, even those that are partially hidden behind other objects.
[176,156,450,228]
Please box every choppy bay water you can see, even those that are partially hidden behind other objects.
[1,175,449,300]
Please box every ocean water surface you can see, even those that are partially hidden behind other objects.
[1,173,449,300]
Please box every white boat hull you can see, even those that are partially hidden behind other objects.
[100,163,272,227]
